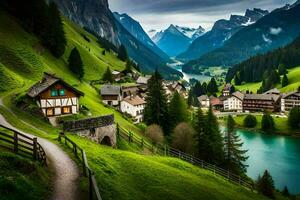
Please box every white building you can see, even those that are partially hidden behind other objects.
[281,92,300,112]
[223,91,244,111]
[120,96,146,124]
[198,95,210,108]
[100,84,122,106]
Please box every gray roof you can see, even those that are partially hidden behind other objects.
[198,95,209,102]
[232,91,244,100]
[264,88,280,95]
[223,83,232,91]
[136,76,150,85]
[100,84,121,95]
[282,91,300,99]
[27,73,84,98]
[244,94,280,102]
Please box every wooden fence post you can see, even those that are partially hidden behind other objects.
[89,169,93,200]
[13,132,18,153]
[33,138,37,160]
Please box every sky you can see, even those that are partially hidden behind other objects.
[109,0,295,32]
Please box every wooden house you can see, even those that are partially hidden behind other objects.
[27,73,84,117]
[100,84,122,106]
[281,92,300,112]
[243,94,281,112]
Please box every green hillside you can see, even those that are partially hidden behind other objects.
[0,10,288,200]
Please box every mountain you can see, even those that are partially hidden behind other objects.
[154,24,204,57]
[50,0,180,79]
[113,12,170,62]
[178,8,269,62]
[183,2,300,71]
[174,25,205,40]
[226,36,300,84]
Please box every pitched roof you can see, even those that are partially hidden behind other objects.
[223,83,232,91]
[232,91,244,100]
[100,84,121,95]
[210,97,223,106]
[282,91,300,99]
[244,94,280,102]
[136,76,150,85]
[198,95,209,102]
[123,95,146,106]
[264,88,280,95]
[27,73,84,98]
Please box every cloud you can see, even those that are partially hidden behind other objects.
[270,27,282,35]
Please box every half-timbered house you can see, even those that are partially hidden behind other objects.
[27,73,84,118]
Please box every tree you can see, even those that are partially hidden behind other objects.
[278,64,287,75]
[257,170,275,199]
[118,44,128,61]
[68,47,84,80]
[224,116,248,174]
[282,186,290,197]
[168,91,189,129]
[102,67,114,83]
[125,60,132,73]
[234,74,242,85]
[193,108,207,158]
[282,74,289,87]
[243,115,257,128]
[261,112,275,132]
[172,123,194,153]
[288,107,300,129]
[200,107,225,165]
[144,70,170,134]
[207,78,218,95]
[145,124,164,144]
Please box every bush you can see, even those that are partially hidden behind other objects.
[243,115,257,128]
[261,112,275,132]
[145,124,164,144]
[171,123,194,153]
[288,107,300,129]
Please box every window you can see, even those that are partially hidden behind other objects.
[47,108,54,116]
[62,107,71,114]
[51,89,58,97]
[59,89,65,96]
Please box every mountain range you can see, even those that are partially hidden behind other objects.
[50,0,181,79]
[151,25,205,57]
[183,1,300,72]
[177,8,269,62]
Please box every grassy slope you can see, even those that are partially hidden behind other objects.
[235,66,300,93]
[0,150,51,200]
[0,11,288,200]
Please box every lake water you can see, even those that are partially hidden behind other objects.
[172,64,211,83]
[235,129,300,194]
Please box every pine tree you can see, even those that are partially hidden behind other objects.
[282,74,289,87]
[169,91,189,130]
[102,67,114,83]
[261,112,275,132]
[257,170,275,199]
[201,107,225,165]
[187,89,194,107]
[234,74,242,85]
[118,44,128,61]
[282,186,290,197]
[207,78,218,95]
[125,60,132,73]
[224,115,248,174]
[278,64,287,75]
[144,70,169,134]
[288,107,300,129]
[193,108,207,158]
[243,115,257,128]
[68,47,84,80]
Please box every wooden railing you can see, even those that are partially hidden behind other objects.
[0,124,46,165]
[117,124,254,191]
[58,133,102,200]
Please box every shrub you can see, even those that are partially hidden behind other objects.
[171,123,194,153]
[145,124,164,144]
[243,115,257,128]
[288,107,300,129]
[261,112,275,132]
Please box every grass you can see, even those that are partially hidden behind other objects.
[0,151,52,200]
[219,115,300,136]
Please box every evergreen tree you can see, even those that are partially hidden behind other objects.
[168,91,189,130]
[193,108,207,158]
[118,44,128,61]
[207,78,218,95]
[278,64,287,75]
[261,112,275,132]
[257,170,275,199]
[125,60,132,73]
[288,107,300,129]
[144,70,169,134]
[202,82,208,94]
[234,74,242,85]
[193,81,204,97]
[282,74,289,87]
[201,107,225,165]
[187,89,194,107]
[68,47,84,80]
[102,67,114,83]
[282,186,290,197]
[224,116,248,174]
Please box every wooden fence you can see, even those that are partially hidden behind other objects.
[58,133,102,200]
[117,124,254,191]
[0,124,46,165]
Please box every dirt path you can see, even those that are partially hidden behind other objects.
[0,100,80,200]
